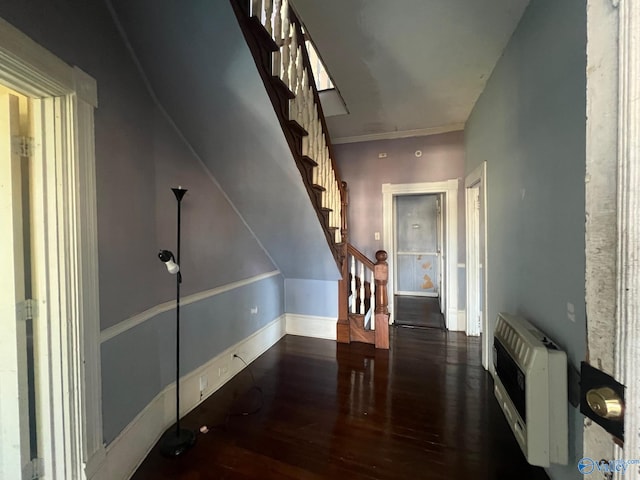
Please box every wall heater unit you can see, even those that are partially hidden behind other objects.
[493,312,568,467]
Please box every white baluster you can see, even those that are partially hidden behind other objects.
[350,255,356,314]
[273,0,282,43]
[359,261,365,314]
[264,0,273,36]
[251,0,262,18]
[301,71,310,129]
[321,156,329,207]
[369,268,376,330]
[294,48,304,124]
[288,26,298,91]
[280,17,290,87]
[271,1,284,77]
[301,78,311,154]
[331,179,339,228]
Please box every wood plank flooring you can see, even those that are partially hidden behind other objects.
[395,295,445,329]
[132,329,549,479]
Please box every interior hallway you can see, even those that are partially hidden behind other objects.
[132,329,549,479]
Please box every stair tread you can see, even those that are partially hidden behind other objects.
[247,17,279,52]
[288,120,309,137]
[300,155,317,167]
[271,76,295,99]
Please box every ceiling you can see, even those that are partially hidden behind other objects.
[291,0,531,143]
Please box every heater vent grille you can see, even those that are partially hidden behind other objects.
[495,318,533,368]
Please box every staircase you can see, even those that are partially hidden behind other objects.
[230,0,344,263]
[231,0,389,349]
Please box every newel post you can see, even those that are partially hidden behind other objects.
[374,250,389,349]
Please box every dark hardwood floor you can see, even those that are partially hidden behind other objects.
[395,295,445,329]
[132,329,548,479]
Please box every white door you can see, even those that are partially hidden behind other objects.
[0,90,37,479]
[394,194,441,298]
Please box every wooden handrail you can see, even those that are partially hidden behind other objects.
[347,243,374,271]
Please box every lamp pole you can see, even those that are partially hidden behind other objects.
[173,187,185,437]
[159,186,196,457]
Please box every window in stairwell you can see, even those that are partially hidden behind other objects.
[305,37,334,91]
[302,29,348,117]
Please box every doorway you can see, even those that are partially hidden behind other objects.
[465,162,488,367]
[393,194,445,329]
[394,194,442,298]
[0,85,41,478]
[382,180,459,330]
[0,18,102,480]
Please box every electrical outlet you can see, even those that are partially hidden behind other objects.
[567,302,576,322]
[250,306,258,315]
[218,363,229,378]
[199,374,208,392]
[374,231,380,240]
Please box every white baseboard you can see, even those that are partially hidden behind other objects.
[89,315,286,480]
[285,313,337,340]
[446,308,464,331]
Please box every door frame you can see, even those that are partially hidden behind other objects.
[394,193,441,298]
[382,179,459,329]
[584,0,640,468]
[464,162,489,365]
[0,18,103,479]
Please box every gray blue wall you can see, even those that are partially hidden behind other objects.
[285,279,338,318]
[465,0,586,477]
[108,0,341,281]
[0,0,284,444]
[102,274,283,443]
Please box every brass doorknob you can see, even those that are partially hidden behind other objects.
[586,387,624,420]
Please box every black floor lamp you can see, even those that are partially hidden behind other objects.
[157,186,196,457]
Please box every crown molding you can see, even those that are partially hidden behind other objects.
[331,123,465,145]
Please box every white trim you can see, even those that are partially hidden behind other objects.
[395,290,438,297]
[332,123,465,145]
[382,180,459,329]
[0,18,101,480]
[72,67,103,472]
[285,314,337,340]
[90,315,286,480]
[616,0,640,469]
[584,0,621,465]
[464,185,479,337]
[465,162,489,366]
[457,310,466,331]
[100,270,281,343]
[584,0,640,468]
[0,18,72,97]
